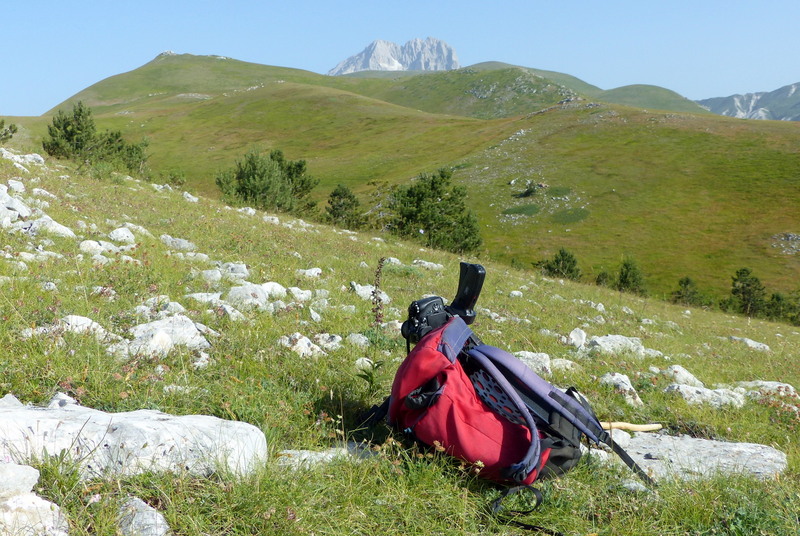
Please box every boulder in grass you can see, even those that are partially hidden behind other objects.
[109,227,137,244]
[278,333,326,358]
[118,497,171,536]
[350,281,390,303]
[0,393,267,480]
[160,234,196,251]
[625,432,787,482]
[728,336,770,352]
[664,384,746,408]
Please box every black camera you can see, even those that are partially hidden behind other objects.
[400,262,486,344]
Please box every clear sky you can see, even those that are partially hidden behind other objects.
[3,0,799,116]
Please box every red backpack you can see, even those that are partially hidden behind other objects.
[384,263,652,488]
[389,316,562,485]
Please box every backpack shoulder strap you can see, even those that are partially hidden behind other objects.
[473,345,656,487]
[437,316,476,362]
[464,345,543,483]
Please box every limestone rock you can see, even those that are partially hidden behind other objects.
[568,327,587,348]
[661,365,704,388]
[728,336,770,352]
[26,216,76,238]
[583,334,662,359]
[664,384,746,408]
[296,267,322,278]
[109,227,136,244]
[0,394,267,479]
[514,351,551,376]
[0,491,69,536]
[625,433,787,481]
[0,463,39,499]
[412,259,444,271]
[350,281,390,303]
[278,333,326,358]
[118,497,171,536]
[109,314,215,358]
[159,234,196,251]
[600,372,643,407]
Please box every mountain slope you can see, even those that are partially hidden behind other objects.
[2,147,797,536]
[23,53,800,298]
[596,84,710,114]
[697,82,800,120]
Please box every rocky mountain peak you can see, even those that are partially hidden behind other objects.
[328,37,460,76]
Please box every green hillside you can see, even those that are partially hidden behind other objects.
[453,103,800,297]
[11,53,800,300]
[337,63,586,119]
[1,153,798,536]
[597,84,709,114]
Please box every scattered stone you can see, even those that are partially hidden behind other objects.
[184,292,222,305]
[160,234,196,251]
[3,195,33,220]
[225,282,284,311]
[728,336,770,352]
[583,334,662,359]
[314,333,343,352]
[412,259,444,270]
[568,328,586,348]
[212,303,246,322]
[350,281,390,303]
[0,484,69,536]
[0,462,40,498]
[26,216,76,238]
[514,351,551,375]
[172,251,210,263]
[288,287,313,302]
[123,222,153,238]
[347,333,370,348]
[0,394,267,479]
[80,239,119,255]
[296,267,322,278]
[7,179,25,193]
[182,191,199,203]
[664,384,745,408]
[200,269,223,283]
[625,432,787,481]
[600,372,643,407]
[118,496,171,536]
[661,365,704,388]
[110,227,137,244]
[220,262,249,281]
[354,357,375,371]
[550,358,580,372]
[276,443,373,470]
[109,314,215,358]
[278,333,326,357]
[734,380,797,398]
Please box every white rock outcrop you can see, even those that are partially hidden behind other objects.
[0,393,267,480]
[625,432,787,481]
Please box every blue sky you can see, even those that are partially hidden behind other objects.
[3,0,799,116]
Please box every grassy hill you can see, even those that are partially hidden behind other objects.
[8,53,800,300]
[1,152,798,535]
[453,103,800,297]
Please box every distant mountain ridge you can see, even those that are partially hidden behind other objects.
[328,37,459,75]
[697,82,800,121]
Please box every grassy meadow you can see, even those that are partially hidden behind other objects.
[1,151,799,534]
[8,53,800,300]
